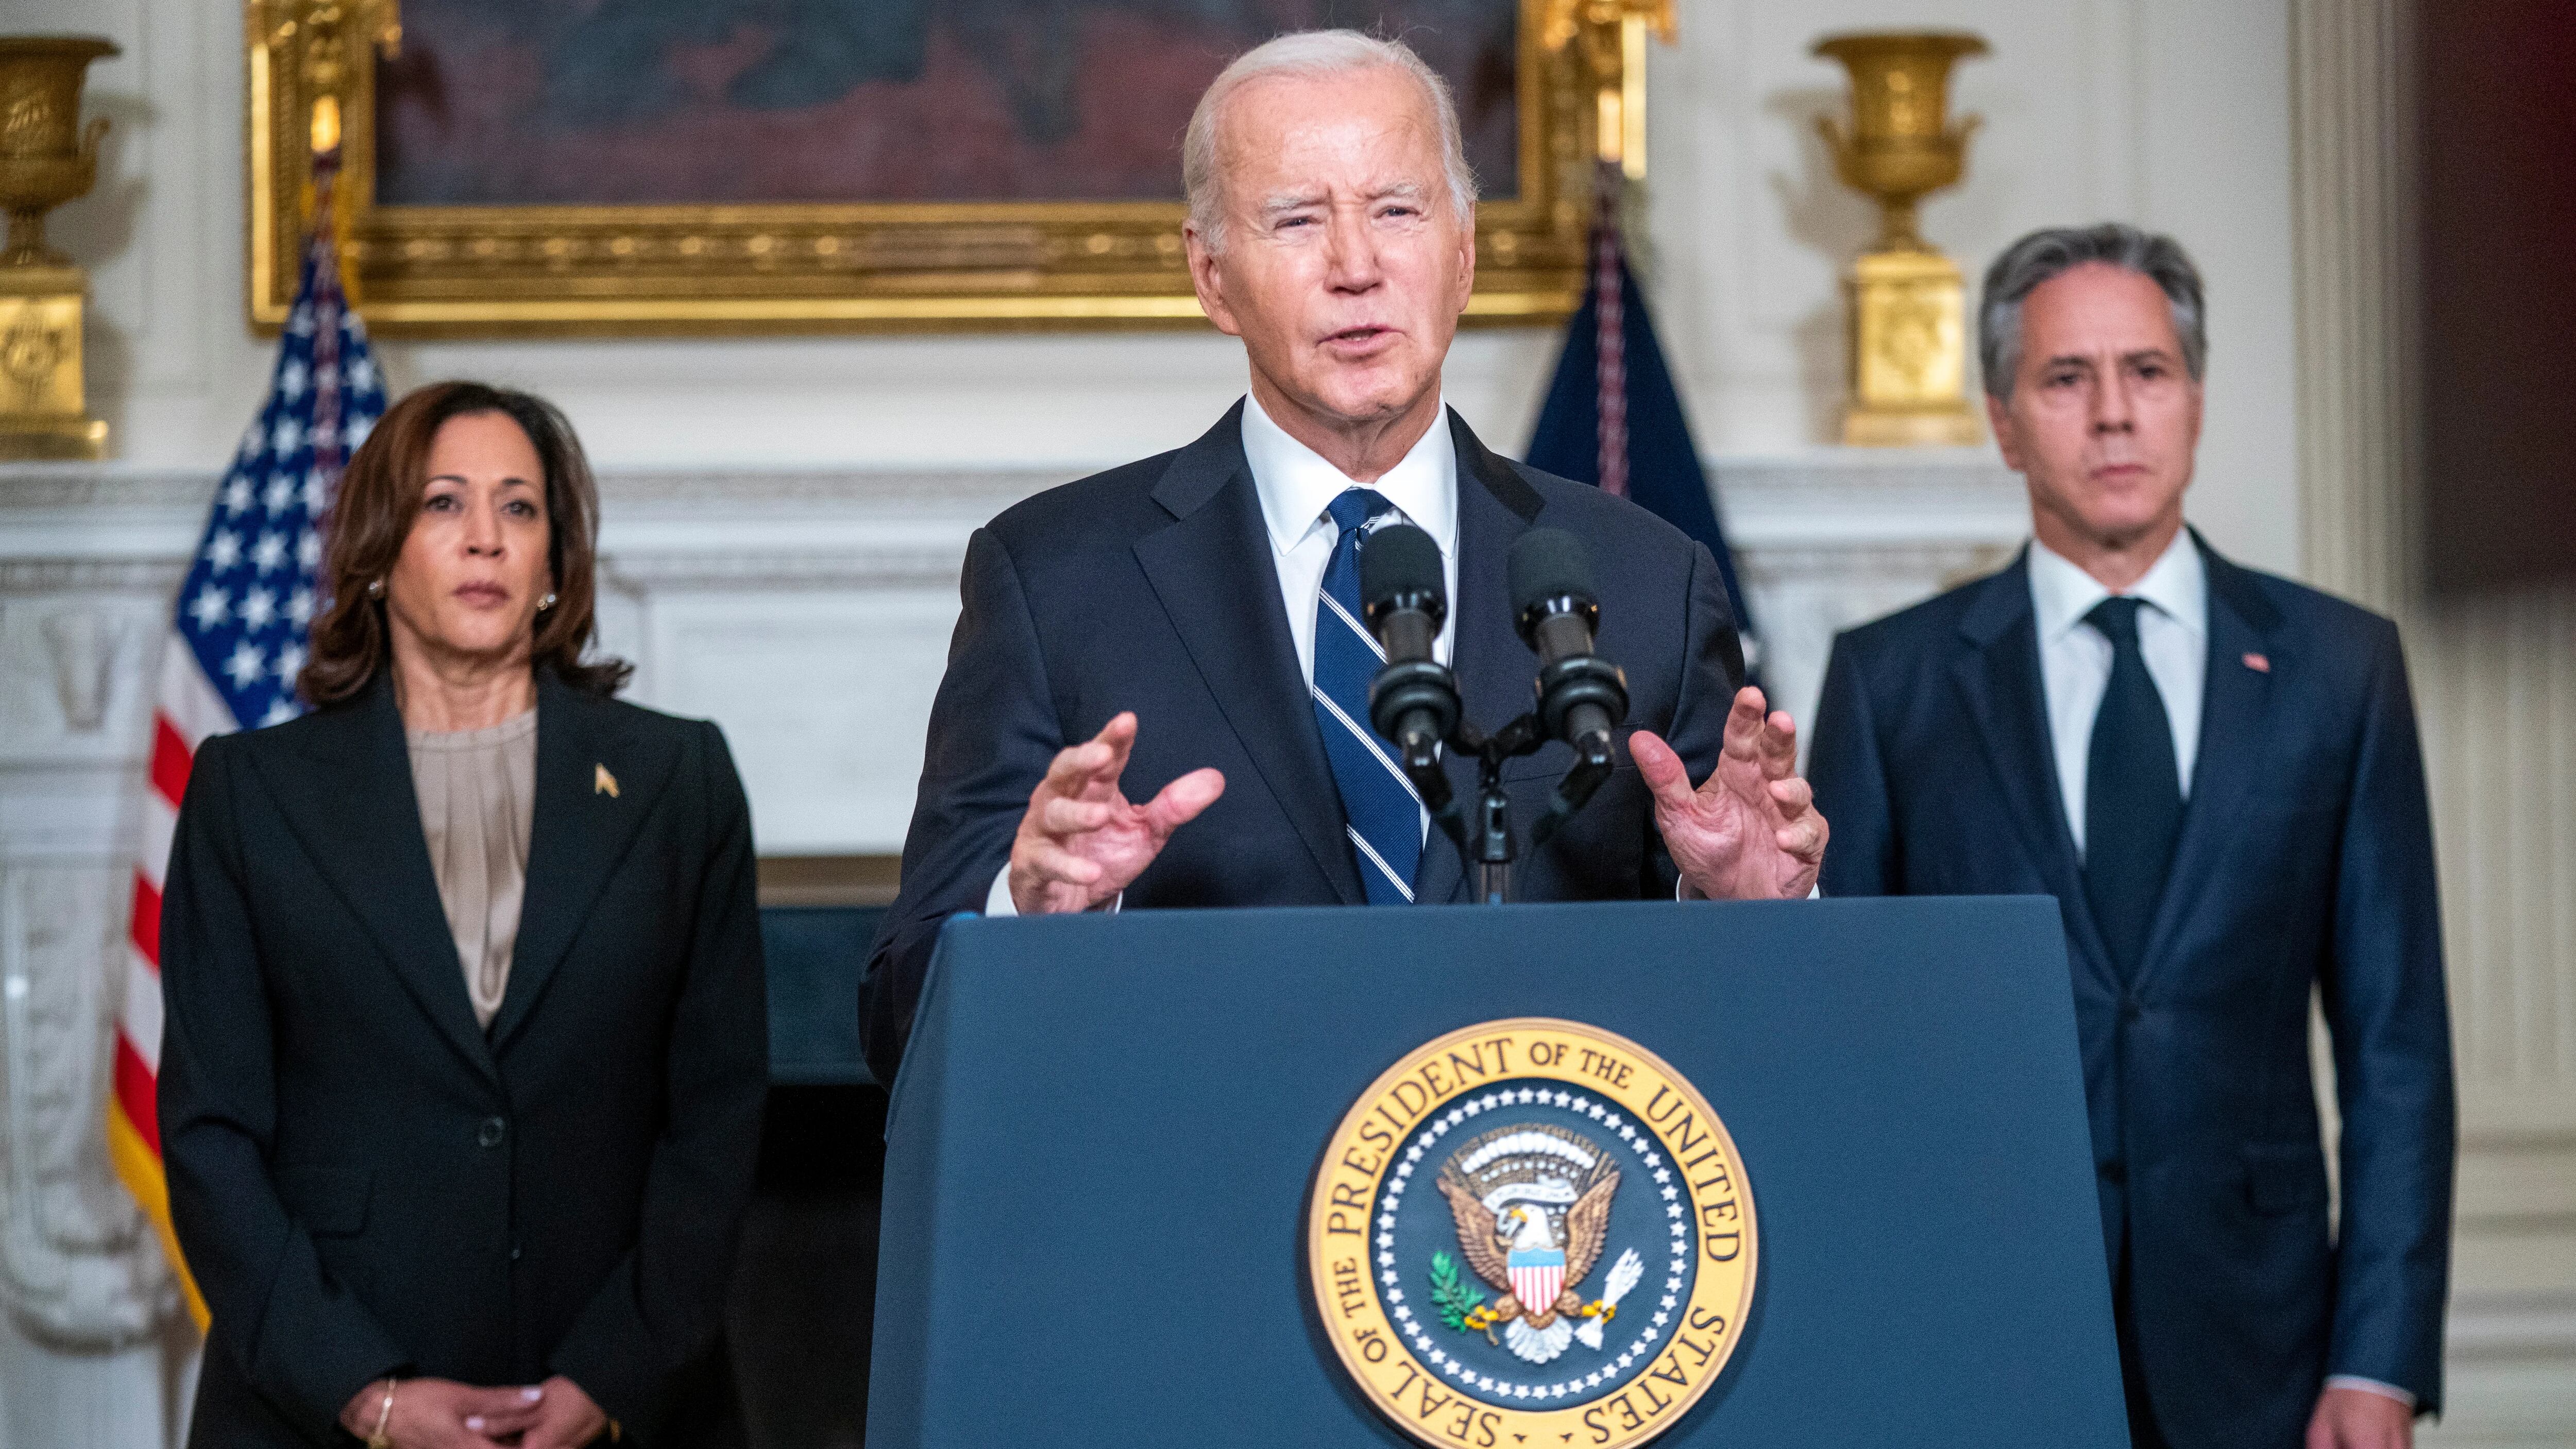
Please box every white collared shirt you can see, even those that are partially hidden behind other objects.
[986,394,1460,917]
[2028,530,2207,858]
[1241,390,1460,679]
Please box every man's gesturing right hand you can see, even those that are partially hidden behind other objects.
[1008,712,1225,915]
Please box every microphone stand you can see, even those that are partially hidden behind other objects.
[1400,713,1614,906]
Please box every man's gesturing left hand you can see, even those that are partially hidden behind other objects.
[1629,686,1827,900]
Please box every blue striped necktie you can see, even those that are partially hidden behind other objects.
[1312,488,1424,904]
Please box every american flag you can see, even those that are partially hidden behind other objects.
[108,179,384,1331]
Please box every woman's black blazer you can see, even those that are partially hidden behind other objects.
[158,668,767,1446]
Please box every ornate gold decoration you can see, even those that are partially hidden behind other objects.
[1540,0,1674,177]
[1310,1018,1755,1449]
[246,0,400,299]
[247,1,1622,336]
[0,36,117,461]
[1813,31,1989,447]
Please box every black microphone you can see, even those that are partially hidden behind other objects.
[1360,523,1459,776]
[1506,529,1629,761]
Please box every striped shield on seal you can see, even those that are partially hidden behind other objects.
[1508,1247,1566,1311]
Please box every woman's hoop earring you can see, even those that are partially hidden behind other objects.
[537,592,558,611]
[365,578,384,600]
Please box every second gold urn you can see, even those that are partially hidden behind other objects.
[1814,31,1988,448]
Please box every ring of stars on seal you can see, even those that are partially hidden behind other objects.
[1308,1019,1756,1449]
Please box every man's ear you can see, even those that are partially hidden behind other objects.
[1185,224,1243,338]
[1985,391,2023,472]
[1452,203,1477,311]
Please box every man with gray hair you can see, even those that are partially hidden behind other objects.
[1807,224,2453,1449]
[866,31,1827,1079]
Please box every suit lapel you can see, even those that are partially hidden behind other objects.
[2132,534,2283,989]
[257,675,498,1078]
[1414,412,1545,905]
[1132,404,1363,904]
[1948,555,2121,993]
[487,670,677,1050]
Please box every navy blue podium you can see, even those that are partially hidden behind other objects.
[868,898,2126,1447]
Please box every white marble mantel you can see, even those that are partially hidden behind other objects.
[0,452,2025,1444]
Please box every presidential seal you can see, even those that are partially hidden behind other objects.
[1307,1019,1756,1449]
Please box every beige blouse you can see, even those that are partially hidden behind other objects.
[407,710,538,1030]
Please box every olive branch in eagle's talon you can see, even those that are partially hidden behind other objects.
[1430,1250,1501,1344]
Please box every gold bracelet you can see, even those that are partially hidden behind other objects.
[366,1378,397,1449]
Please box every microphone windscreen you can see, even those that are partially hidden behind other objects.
[1507,529,1596,615]
[1361,522,1446,608]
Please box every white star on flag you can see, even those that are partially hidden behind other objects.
[278,358,309,399]
[240,588,276,630]
[286,302,314,335]
[189,585,230,629]
[297,530,321,569]
[252,532,288,573]
[264,472,297,514]
[221,478,253,514]
[346,355,376,391]
[205,530,242,571]
[286,586,315,626]
[346,413,375,449]
[302,468,330,513]
[273,642,307,684]
[224,640,265,688]
[273,416,304,456]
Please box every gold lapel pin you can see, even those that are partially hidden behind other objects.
[595,763,620,797]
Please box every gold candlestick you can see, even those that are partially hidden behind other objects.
[0,35,118,462]
[1813,31,1987,447]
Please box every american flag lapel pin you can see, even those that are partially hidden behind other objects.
[595,763,619,797]
[2242,652,2272,674]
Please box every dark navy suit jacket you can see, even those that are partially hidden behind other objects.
[863,404,1744,1082]
[1806,536,2454,1448]
[159,669,766,1447]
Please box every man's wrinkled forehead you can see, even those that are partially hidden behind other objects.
[1214,68,1446,204]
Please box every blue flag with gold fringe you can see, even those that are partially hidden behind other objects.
[1527,209,1759,681]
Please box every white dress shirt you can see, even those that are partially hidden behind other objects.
[2027,531,2206,858]
[986,394,1459,916]
[2031,530,2411,1410]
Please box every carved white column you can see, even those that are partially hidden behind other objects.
[2289,2,2576,1438]
[0,469,206,1449]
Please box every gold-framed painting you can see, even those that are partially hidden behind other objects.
[246,0,1646,336]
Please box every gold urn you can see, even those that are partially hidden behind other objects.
[0,35,118,462]
[1812,31,1988,447]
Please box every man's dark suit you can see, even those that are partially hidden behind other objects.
[864,404,1744,1080]
[159,668,768,1447]
[1805,536,2454,1448]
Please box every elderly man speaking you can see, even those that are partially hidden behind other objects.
[862,30,1825,1081]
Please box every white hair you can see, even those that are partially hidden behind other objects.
[1181,29,1479,254]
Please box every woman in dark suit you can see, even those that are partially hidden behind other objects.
[159,381,766,1448]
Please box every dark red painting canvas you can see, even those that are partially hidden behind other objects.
[376,1,1522,206]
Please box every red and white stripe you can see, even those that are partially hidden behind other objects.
[110,637,235,1329]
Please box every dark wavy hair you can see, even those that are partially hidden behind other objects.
[299,381,632,706]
